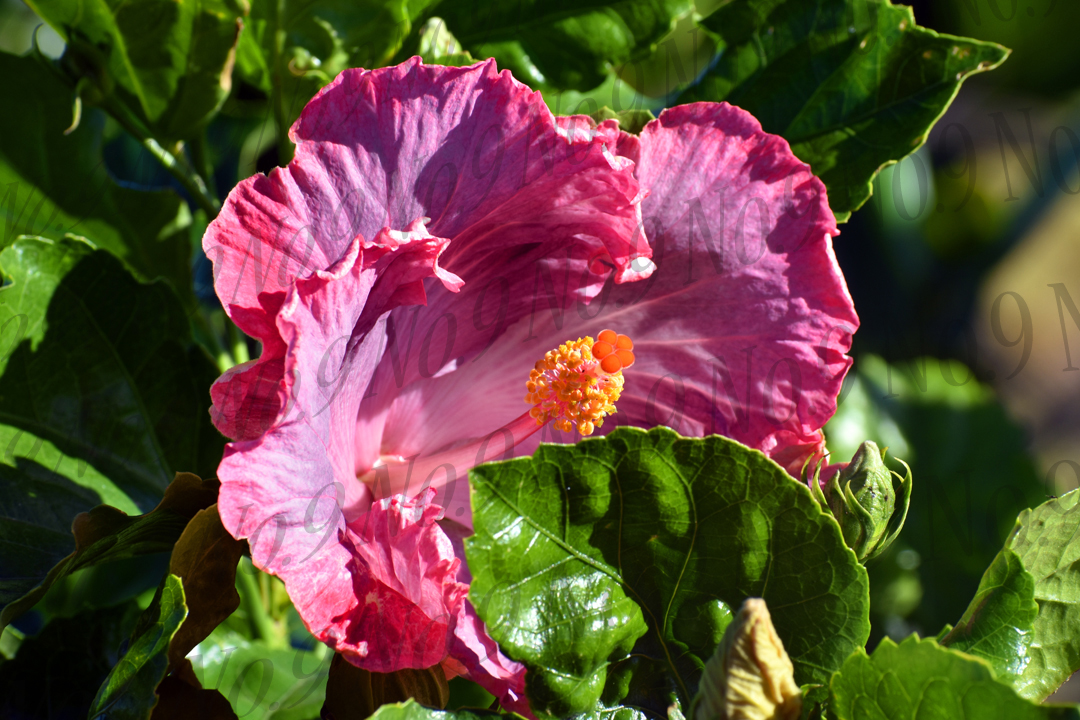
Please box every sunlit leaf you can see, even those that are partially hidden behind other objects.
[1006,490,1080,701]
[468,427,869,717]
[830,634,1080,719]
[941,548,1038,689]
[89,574,188,719]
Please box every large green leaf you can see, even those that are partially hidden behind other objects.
[940,548,1038,688]
[189,627,330,719]
[825,356,1046,644]
[682,0,1008,221]
[428,0,692,92]
[829,635,1080,720]
[89,574,188,719]
[467,427,869,717]
[0,52,193,304]
[26,0,243,139]
[0,237,224,611]
[1005,490,1080,701]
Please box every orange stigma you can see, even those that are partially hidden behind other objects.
[524,330,632,436]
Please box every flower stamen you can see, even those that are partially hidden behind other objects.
[524,330,633,436]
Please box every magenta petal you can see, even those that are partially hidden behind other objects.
[215,228,461,661]
[601,103,857,470]
[291,58,649,290]
[454,104,858,472]
[448,600,531,717]
[338,490,468,671]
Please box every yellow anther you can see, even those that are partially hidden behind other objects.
[524,336,625,436]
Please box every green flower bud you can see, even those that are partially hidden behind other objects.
[811,441,912,563]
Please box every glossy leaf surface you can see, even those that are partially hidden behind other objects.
[467,427,869,717]
[1006,490,1080,701]
[432,0,692,92]
[683,0,1008,220]
[830,635,1080,720]
[89,574,188,719]
[940,548,1038,688]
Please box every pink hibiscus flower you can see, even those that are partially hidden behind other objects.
[202,58,856,713]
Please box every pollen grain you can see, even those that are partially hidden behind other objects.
[524,334,630,436]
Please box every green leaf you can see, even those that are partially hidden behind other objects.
[0,237,224,611]
[429,0,692,92]
[0,473,217,632]
[189,627,330,719]
[89,574,188,719]
[829,635,1080,720]
[0,52,193,304]
[467,426,869,717]
[167,504,245,671]
[825,356,1046,643]
[940,548,1038,688]
[235,0,411,131]
[27,0,243,138]
[1004,490,1080,701]
[589,106,655,135]
[368,699,509,720]
[682,0,1008,221]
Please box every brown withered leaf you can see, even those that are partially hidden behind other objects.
[151,658,238,720]
[0,472,219,630]
[322,653,450,720]
[167,504,244,670]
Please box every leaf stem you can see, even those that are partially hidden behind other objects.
[191,306,234,372]
[270,0,294,165]
[237,558,285,647]
[101,95,221,220]
[189,131,216,198]
[227,319,251,365]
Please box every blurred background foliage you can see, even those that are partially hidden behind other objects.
[1,0,1080,714]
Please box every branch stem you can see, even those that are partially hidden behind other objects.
[101,96,221,219]
[237,558,285,647]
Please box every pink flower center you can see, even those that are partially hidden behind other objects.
[354,331,634,514]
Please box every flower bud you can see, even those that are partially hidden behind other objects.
[811,441,912,563]
[691,598,801,720]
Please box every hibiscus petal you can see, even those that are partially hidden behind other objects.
[576,103,858,471]
[215,227,461,659]
[448,600,531,718]
[339,490,468,671]
[372,103,857,481]
[308,60,652,466]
